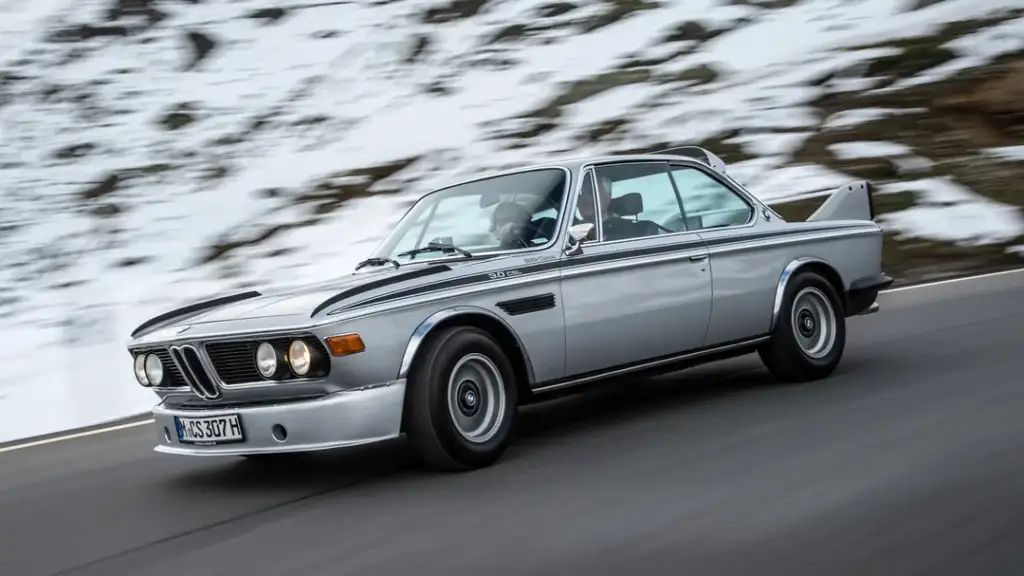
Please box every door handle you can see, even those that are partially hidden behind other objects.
[689,254,709,262]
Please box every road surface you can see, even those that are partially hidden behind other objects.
[2,270,1024,576]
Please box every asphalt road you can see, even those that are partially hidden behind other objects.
[3,271,1024,576]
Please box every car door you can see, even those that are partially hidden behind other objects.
[560,161,714,377]
[666,161,777,346]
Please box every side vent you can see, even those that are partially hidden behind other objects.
[496,293,556,316]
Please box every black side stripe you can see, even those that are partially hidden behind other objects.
[309,264,452,317]
[329,224,876,314]
[338,238,706,312]
[497,293,556,316]
[130,291,262,338]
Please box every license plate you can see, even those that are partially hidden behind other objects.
[174,414,244,445]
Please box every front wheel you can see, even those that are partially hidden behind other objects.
[403,326,518,471]
[759,270,846,382]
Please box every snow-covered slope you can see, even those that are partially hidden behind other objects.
[2,0,1023,443]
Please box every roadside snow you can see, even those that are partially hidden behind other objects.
[983,146,1024,162]
[877,178,1024,245]
[828,141,935,173]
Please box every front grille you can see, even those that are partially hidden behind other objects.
[170,345,220,399]
[204,340,260,384]
[205,336,329,385]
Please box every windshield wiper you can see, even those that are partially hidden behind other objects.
[396,241,474,260]
[355,257,401,271]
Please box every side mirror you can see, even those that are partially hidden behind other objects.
[568,223,593,244]
[565,223,593,256]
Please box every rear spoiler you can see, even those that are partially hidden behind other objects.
[807,180,877,222]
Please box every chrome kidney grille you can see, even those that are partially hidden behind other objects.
[168,344,221,400]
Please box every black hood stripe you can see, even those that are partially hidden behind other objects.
[131,290,262,338]
[310,264,452,317]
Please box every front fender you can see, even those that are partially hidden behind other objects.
[397,306,536,383]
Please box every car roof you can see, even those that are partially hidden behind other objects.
[437,147,728,192]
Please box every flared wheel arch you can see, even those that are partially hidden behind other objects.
[770,257,847,332]
[398,307,535,432]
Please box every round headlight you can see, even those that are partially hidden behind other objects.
[144,354,164,386]
[255,342,278,378]
[134,354,150,386]
[288,340,311,376]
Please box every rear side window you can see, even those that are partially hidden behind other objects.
[669,167,753,230]
[592,162,685,241]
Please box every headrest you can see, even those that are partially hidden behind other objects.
[609,192,643,217]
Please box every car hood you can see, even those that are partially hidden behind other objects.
[132,256,515,341]
[189,265,414,324]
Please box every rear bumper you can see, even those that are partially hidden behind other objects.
[846,272,893,316]
[151,380,405,456]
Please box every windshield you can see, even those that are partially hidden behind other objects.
[373,168,568,262]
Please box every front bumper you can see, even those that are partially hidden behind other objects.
[151,379,406,456]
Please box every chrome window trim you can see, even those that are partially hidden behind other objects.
[560,159,754,252]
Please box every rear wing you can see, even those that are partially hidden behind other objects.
[648,146,876,222]
[807,180,877,222]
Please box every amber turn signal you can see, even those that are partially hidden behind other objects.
[324,333,366,357]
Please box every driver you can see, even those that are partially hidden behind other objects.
[490,201,534,249]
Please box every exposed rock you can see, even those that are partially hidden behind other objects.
[53,143,96,160]
[406,34,431,64]
[183,30,217,71]
[935,59,1024,132]
[248,7,289,25]
[537,2,577,18]
[661,21,720,43]
[91,202,123,218]
[423,0,491,24]
[582,0,661,34]
[105,0,167,27]
[909,0,951,10]
[80,173,120,201]
[47,25,129,43]
[158,103,198,131]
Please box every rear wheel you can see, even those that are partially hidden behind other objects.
[403,326,518,471]
[759,270,846,382]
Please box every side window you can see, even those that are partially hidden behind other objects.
[569,169,599,241]
[593,163,684,242]
[669,167,753,230]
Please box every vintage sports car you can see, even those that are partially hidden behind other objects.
[127,146,892,471]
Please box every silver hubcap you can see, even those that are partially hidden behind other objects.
[447,353,506,444]
[791,287,836,359]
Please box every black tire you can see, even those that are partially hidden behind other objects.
[758,270,846,383]
[403,325,519,472]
